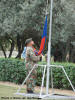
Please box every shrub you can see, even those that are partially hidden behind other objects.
[0,58,26,84]
[0,58,75,90]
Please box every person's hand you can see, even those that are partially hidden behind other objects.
[39,54,43,57]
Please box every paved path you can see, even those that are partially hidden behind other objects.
[0,51,18,58]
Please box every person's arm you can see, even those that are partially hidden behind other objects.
[29,48,41,62]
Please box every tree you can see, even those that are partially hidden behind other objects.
[0,0,46,58]
[0,0,75,62]
[50,0,75,62]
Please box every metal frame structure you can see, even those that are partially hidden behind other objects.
[15,64,75,99]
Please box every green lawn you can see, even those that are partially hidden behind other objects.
[0,85,37,100]
[0,84,75,100]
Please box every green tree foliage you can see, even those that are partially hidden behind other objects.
[0,0,75,62]
[0,0,46,58]
[51,0,75,62]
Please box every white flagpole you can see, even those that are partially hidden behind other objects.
[46,0,53,95]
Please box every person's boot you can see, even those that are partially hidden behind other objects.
[27,90,34,94]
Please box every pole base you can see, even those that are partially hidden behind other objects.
[14,93,75,99]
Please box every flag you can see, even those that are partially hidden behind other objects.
[34,16,47,55]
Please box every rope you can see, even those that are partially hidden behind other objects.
[47,0,48,7]
[46,0,48,15]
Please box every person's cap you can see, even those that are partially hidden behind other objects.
[25,38,32,46]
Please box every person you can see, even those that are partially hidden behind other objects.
[25,38,42,93]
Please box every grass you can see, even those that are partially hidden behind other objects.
[0,85,37,100]
[0,84,75,100]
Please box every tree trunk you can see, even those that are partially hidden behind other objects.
[0,44,7,58]
[65,38,71,62]
[69,36,75,62]
[69,45,75,62]
[8,40,15,58]
[16,34,22,58]
[54,42,63,62]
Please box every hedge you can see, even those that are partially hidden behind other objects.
[0,58,75,90]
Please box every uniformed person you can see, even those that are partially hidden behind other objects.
[25,38,42,93]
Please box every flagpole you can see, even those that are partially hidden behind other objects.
[46,0,53,95]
